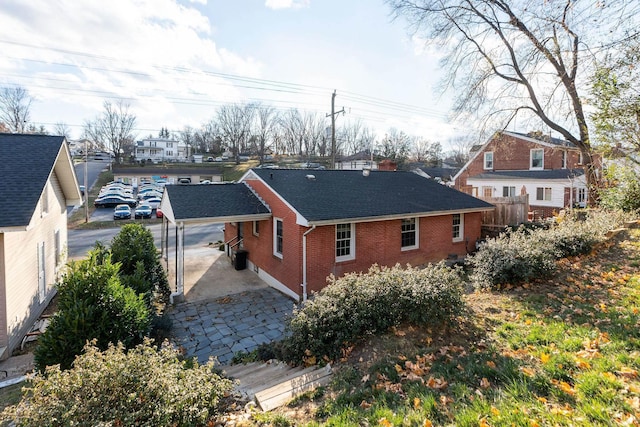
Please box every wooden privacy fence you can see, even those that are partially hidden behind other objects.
[481,194,529,228]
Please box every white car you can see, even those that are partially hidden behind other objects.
[144,197,162,210]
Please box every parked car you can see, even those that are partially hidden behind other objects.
[144,197,162,210]
[199,180,211,185]
[134,203,153,219]
[138,191,163,201]
[155,207,163,218]
[113,204,132,220]
[206,156,214,162]
[95,196,137,208]
[79,185,85,196]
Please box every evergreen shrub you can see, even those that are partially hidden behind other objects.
[280,262,464,362]
[7,340,232,426]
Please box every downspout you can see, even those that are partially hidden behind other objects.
[301,225,316,302]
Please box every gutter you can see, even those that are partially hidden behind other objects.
[301,225,316,302]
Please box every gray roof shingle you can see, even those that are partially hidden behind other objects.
[164,183,270,221]
[0,133,65,228]
[250,169,493,223]
[469,169,585,180]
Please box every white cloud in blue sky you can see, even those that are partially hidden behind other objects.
[0,0,466,143]
[264,0,310,10]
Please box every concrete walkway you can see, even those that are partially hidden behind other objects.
[166,246,296,365]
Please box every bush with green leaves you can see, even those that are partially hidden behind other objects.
[6,340,233,426]
[468,209,631,290]
[599,163,640,212]
[279,262,464,362]
[110,223,170,307]
[34,251,150,371]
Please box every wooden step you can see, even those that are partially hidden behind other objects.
[255,364,332,411]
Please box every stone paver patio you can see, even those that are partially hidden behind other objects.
[168,287,295,365]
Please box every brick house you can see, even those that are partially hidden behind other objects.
[0,134,82,359]
[453,131,593,218]
[162,169,493,301]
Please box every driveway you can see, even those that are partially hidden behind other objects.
[166,246,296,365]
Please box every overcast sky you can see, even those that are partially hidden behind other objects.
[0,0,470,145]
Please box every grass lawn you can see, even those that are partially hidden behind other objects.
[258,226,640,426]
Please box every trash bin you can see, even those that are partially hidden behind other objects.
[234,249,248,270]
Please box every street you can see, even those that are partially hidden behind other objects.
[68,222,225,260]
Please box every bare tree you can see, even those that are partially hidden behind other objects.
[217,103,255,164]
[377,128,412,166]
[280,109,304,155]
[254,104,278,164]
[83,100,137,164]
[388,0,640,204]
[0,86,33,133]
[54,122,71,139]
[412,137,431,163]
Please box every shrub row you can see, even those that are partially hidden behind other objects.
[468,209,631,290]
[8,340,233,426]
[278,262,464,363]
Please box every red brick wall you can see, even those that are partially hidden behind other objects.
[229,180,485,295]
[455,132,583,192]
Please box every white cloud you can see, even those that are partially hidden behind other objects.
[264,0,310,10]
[0,0,262,137]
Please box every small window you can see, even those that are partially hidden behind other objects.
[579,151,584,165]
[502,186,515,197]
[253,221,260,237]
[536,187,552,201]
[577,188,587,205]
[482,186,493,198]
[273,218,283,258]
[452,213,464,242]
[561,151,567,169]
[484,152,493,169]
[401,218,418,250]
[530,148,544,169]
[336,223,355,261]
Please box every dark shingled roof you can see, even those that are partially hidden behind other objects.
[469,169,585,180]
[0,133,65,228]
[164,183,270,220]
[250,169,493,223]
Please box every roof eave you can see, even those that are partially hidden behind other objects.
[306,207,495,227]
[168,212,272,226]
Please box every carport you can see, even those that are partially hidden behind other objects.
[159,183,271,303]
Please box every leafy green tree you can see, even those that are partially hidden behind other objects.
[110,223,170,307]
[7,340,233,426]
[34,251,150,371]
[599,164,640,212]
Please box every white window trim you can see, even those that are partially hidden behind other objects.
[483,152,493,170]
[452,213,464,243]
[561,150,567,169]
[401,218,419,251]
[530,148,544,170]
[336,223,355,262]
[536,187,552,201]
[273,218,283,259]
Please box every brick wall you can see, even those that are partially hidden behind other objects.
[228,180,485,295]
[455,132,583,192]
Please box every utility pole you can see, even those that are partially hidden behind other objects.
[326,90,344,170]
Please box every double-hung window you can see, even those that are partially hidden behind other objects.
[273,218,283,258]
[452,213,464,242]
[401,218,418,250]
[536,187,552,201]
[530,148,544,169]
[502,186,515,197]
[484,152,494,169]
[336,223,355,261]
